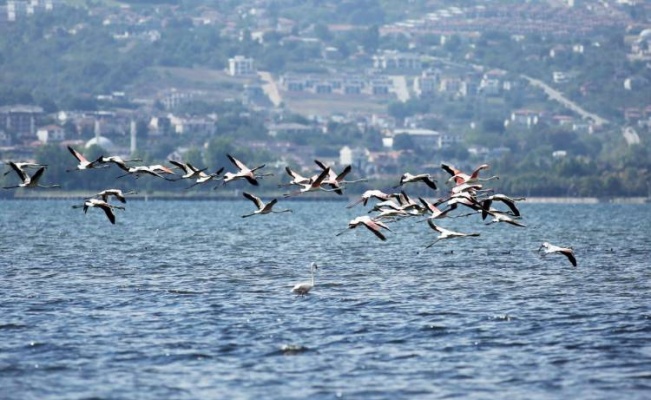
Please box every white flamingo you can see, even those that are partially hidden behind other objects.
[74,198,125,225]
[99,155,141,171]
[347,189,398,208]
[66,146,105,172]
[222,154,271,186]
[2,161,46,176]
[116,165,175,180]
[283,167,333,197]
[3,166,60,189]
[336,215,392,241]
[291,262,319,295]
[280,166,312,187]
[185,167,224,189]
[484,209,526,227]
[314,160,366,194]
[481,194,525,218]
[94,189,136,204]
[241,192,292,218]
[442,163,498,185]
[425,220,480,248]
[395,172,438,190]
[539,242,577,267]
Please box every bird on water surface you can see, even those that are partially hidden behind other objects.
[291,262,318,295]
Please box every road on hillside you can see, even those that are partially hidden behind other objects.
[390,75,410,102]
[258,71,282,107]
[521,75,608,127]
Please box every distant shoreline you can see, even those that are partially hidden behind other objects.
[1,192,649,204]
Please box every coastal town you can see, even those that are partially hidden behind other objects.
[1,0,650,197]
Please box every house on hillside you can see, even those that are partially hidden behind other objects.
[391,128,460,149]
[340,146,370,172]
[414,70,438,97]
[0,105,43,139]
[373,50,422,71]
[36,125,65,143]
[228,55,255,76]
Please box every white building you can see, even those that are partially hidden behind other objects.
[373,50,421,71]
[228,55,255,76]
[36,124,65,143]
[340,146,370,170]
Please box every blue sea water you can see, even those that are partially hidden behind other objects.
[0,199,650,399]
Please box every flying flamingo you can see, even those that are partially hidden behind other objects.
[291,262,319,295]
[418,197,453,220]
[280,166,312,187]
[241,192,292,218]
[425,220,480,248]
[441,163,498,185]
[74,198,125,225]
[314,160,366,194]
[336,215,392,241]
[116,165,175,180]
[94,189,136,204]
[222,154,271,186]
[66,146,105,172]
[2,161,46,176]
[169,160,208,180]
[99,155,141,171]
[185,167,224,189]
[283,167,333,197]
[484,209,526,227]
[395,172,438,190]
[538,242,577,267]
[481,194,525,218]
[3,166,60,189]
[347,189,398,208]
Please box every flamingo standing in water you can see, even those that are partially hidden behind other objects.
[291,262,319,295]
[3,166,60,189]
[241,192,292,218]
[539,242,577,267]
[336,215,392,241]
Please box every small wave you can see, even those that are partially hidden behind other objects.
[0,323,27,330]
[273,344,311,356]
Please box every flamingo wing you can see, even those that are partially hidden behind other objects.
[227,154,247,170]
[243,191,264,209]
[8,161,28,182]
[67,146,88,163]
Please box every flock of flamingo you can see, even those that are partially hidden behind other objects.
[2,145,577,295]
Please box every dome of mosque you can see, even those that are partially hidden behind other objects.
[85,136,116,152]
